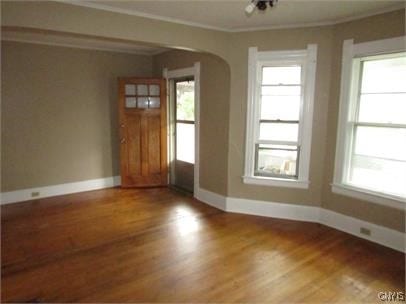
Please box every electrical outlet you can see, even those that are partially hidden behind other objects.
[360,227,371,236]
[31,191,40,197]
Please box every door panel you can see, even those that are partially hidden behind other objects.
[127,114,142,176]
[119,78,167,188]
[147,115,162,175]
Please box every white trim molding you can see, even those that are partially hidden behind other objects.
[333,36,406,209]
[59,0,405,33]
[164,63,201,195]
[1,37,165,56]
[242,176,309,189]
[227,196,320,223]
[196,187,405,253]
[195,188,227,211]
[319,209,405,253]
[332,183,406,210]
[0,176,121,205]
[243,45,317,189]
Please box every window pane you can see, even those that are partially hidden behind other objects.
[259,122,299,142]
[176,81,195,121]
[125,97,137,108]
[256,144,298,177]
[261,95,300,120]
[262,85,301,96]
[137,97,148,109]
[262,66,301,85]
[349,154,406,198]
[125,84,136,95]
[176,123,195,164]
[361,56,406,93]
[354,126,406,161]
[149,84,160,96]
[137,84,148,95]
[358,93,406,124]
[149,97,160,108]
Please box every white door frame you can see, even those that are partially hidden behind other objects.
[163,62,200,195]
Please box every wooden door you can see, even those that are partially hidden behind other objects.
[118,78,167,187]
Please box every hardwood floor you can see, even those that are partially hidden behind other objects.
[1,187,404,303]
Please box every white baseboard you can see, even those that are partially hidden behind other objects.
[195,187,227,211]
[195,187,405,253]
[319,209,405,253]
[0,176,121,205]
[226,197,320,223]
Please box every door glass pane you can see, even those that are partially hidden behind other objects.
[149,97,160,108]
[262,66,301,85]
[354,126,406,161]
[259,122,299,142]
[261,95,300,120]
[137,97,149,109]
[176,81,195,121]
[358,93,406,124]
[261,85,301,96]
[176,123,195,164]
[125,97,137,108]
[256,144,298,177]
[137,84,148,95]
[349,154,406,198]
[125,84,136,95]
[361,56,406,93]
[149,84,160,96]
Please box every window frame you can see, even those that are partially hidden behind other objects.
[243,45,317,189]
[333,36,406,209]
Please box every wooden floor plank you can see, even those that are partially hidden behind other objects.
[1,187,404,303]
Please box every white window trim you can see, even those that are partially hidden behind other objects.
[333,36,406,209]
[243,45,317,189]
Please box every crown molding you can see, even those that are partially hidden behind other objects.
[1,36,166,56]
[56,0,405,33]
[55,0,228,32]
[232,3,405,32]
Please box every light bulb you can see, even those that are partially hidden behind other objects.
[245,2,256,14]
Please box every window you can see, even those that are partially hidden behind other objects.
[244,45,317,188]
[333,37,406,208]
[175,79,195,164]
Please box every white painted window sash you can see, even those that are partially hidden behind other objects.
[333,36,406,208]
[244,45,317,188]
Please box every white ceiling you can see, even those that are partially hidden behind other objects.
[1,30,167,55]
[65,0,405,32]
[3,1,404,54]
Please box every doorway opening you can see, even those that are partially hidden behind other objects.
[171,78,195,193]
[164,63,200,195]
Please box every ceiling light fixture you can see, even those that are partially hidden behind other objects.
[245,0,278,14]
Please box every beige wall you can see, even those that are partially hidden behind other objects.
[153,50,230,195]
[1,41,153,191]
[321,10,406,232]
[227,26,334,207]
[226,10,405,231]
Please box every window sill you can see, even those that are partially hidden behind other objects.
[331,183,405,210]
[243,176,309,189]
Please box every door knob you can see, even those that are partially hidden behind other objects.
[121,138,126,144]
